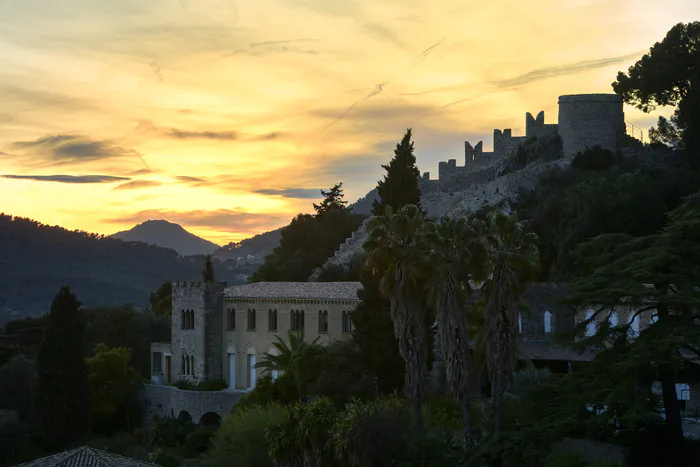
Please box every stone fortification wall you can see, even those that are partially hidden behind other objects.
[558,94,625,158]
[138,384,244,429]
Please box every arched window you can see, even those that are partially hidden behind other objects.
[190,356,195,376]
[227,308,236,330]
[630,312,640,338]
[342,311,352,333]
[585,310,596,337]
[268,309,278,331]
[247,309,256,330]
[181,355,186,375]
[318,310,328,333]
[189,310,195,329]
[185,354,190,375]
[544,311,552,334]
[291,310,304,332]
[609,312,619,328]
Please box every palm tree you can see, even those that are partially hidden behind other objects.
[476,210,539,434]
[421,216,481,445]
[255,329,320,397]
[364,204,429,435]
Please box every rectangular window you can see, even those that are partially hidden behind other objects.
[227,308,236,330]
[153,352,163,374]
[268,309,278,331]
[247,309,256,331]
[342,311,352,333]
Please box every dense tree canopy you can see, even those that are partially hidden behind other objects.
[252,190,364,282]
[34,287,92,448]
[563,192,700,453]
[313,183,349,214]
[372,129,422,216]
[612,22,700,163]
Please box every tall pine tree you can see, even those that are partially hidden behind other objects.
[34,286,92,447]
[372,128,422,215]
[354,129,428,395]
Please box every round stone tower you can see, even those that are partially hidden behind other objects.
[558,93,625,158]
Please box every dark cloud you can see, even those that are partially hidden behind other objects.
[167,129,239,140]
[9,134,148,168]
[128,168,154,175]
[112,180,161,190]
[176,175,208,184]
[103,208,286,230]
[166,128,287,141]
[1,174,129,184]
[491,52,644,89]
[253,188,322,199]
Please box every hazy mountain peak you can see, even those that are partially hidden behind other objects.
[111,219,219,256]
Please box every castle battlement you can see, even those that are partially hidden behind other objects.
[422,93,625,190]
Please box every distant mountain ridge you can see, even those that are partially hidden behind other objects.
[111,219,220,256]
[0,214,256,325]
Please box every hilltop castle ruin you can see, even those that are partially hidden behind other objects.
[421,93,626,191]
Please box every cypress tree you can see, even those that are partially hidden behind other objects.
[203,255,215,282]
[34,286,92,447]
[372,128,422,216]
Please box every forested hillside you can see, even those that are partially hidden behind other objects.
[0,215,251,324]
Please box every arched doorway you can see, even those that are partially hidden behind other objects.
[177,410,193,424]
[246,346,257,389]
[199,412,222,427]
[227,345,237,389]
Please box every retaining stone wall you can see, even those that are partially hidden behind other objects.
[137,384,244,429]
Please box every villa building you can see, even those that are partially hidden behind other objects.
[150,281,361,390]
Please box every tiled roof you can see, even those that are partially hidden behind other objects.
[222,281,362,301]
[13,447,158,467]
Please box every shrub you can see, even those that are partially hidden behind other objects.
[462,429,550,467]
[196,379,227,391]
[182,425,217,458]
[571,146,617,172]
[396,430,462,467]
[171,380,196,390]
[547,451,588,467]
[151,416,195,448]
[205,403,285,467]
[235,373,299,409]
[147,448,181,467]
[331,397,412,467]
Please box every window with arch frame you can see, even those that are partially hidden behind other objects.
[247,309,256,330]
[181,355,186,374]
[318,310,328,333]
[190,355,195,375]
[291,310,304,332]
[268,309,278,331]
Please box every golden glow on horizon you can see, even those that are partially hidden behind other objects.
[1,0,697,244]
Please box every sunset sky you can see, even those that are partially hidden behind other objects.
[1,0,697,245]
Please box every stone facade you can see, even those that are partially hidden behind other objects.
[138,384,244,429]
[154,281,362,390]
